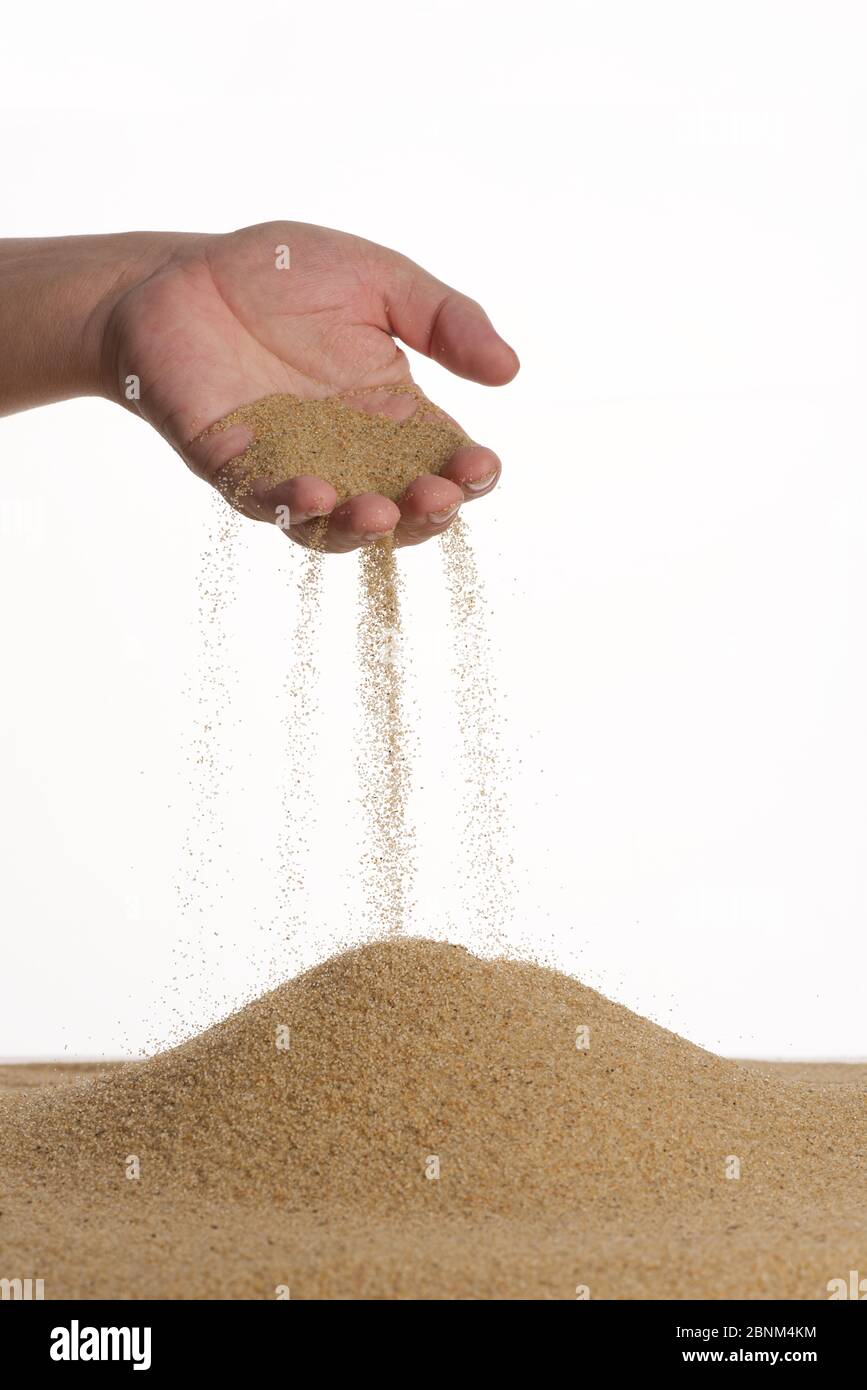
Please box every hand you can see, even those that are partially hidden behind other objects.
[101,222,519,552]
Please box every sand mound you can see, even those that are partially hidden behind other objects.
[4,939,859,1208]
[1,939,863,1298]
[205,386,471,504]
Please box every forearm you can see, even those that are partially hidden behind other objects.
[0,233,176,417]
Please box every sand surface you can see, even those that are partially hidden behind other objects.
[205,386,470,505]
[1,939,864,1300]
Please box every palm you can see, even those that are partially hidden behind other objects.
[107,222,518,551]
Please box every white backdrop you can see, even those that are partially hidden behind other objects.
[1,1,866,1058]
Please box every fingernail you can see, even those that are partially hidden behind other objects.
[428,503,461,524]
[361,531,389,542]
[464,472,497,493]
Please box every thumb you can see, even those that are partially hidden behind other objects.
[380,253,520,386]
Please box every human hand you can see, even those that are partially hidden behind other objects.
[101,222,519,552]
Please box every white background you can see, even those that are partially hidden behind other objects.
[1,1,865,1058]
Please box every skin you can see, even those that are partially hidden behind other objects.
[0,223,519,552]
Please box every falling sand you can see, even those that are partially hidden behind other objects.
[440,517,513,950]
[356,538,413,935]
[272,532,325,966]
[204,387,476,937]
[0,939,863,1299]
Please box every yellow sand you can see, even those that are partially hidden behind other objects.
[0,939,862,1299]
[203,386,471,503]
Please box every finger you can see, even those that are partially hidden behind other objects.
[250,474,338,529]
[185,421,339,528]
[438,444,501,502]
[393,474,463,549]
[381,256,520,386]
[185,421,253,488]
[293,492,400,555]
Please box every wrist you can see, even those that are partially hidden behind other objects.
[0,233,179,416]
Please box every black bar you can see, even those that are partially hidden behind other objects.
[4,1298,861,1374]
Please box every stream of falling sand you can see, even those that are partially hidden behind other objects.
[440,517,513,952]
[163,495,242,1049]
[356,536,415,935]
[270,525,325,973]
[353,520,511,945]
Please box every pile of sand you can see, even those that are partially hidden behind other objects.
[1,939,863,1299]
[203,385,470,504]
